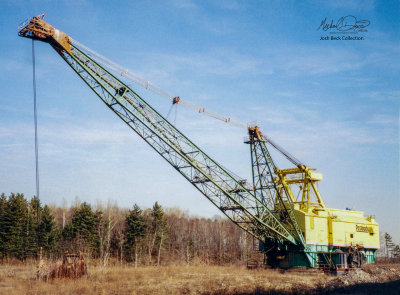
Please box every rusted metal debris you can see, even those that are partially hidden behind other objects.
[37,249,88,281]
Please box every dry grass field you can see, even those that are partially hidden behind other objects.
[0,262,399,295]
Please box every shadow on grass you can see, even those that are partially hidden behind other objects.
[323,279,400,295]
[208,279,400,295]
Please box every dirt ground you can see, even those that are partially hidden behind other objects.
[0,262,399,295]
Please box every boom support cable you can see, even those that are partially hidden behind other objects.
[70,38,305,167]
[70,38,247,129]
[32,40,40,199]
[263,136,303,167]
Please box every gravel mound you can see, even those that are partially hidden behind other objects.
[321,264,400,294]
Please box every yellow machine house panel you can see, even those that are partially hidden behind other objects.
[294,207,379,249]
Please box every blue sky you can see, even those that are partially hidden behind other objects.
[0,1,399,242]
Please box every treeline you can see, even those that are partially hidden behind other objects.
[0,193,58,260]
[0,193,253,266]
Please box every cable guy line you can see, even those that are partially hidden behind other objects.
[32,40,40,199]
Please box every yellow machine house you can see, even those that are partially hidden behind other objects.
[274,166,379,268]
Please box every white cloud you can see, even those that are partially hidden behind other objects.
[118,42,394,94]
[214,0,242,10]
[316,0,375,11]
[171,0,198,9]
[275,91,297,98]
[369,113,398,126]
[362,90,400,102]
[244,103,397,163]
[130,49,267,81]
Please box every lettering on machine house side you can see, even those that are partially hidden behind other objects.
[356,225,370,233]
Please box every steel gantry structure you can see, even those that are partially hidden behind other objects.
[19,15,380,269]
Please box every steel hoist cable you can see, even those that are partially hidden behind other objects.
[32,40,40,199]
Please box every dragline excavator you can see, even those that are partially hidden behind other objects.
[18,15,379,269]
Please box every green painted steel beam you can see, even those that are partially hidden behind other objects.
[15,13,302,245]
[59,43,299,245]
[256,139,306,245]
[248,137,313,265]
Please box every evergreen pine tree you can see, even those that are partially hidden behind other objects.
[7,193,29,259]
[151,202,168,265]
[0,194,8,258]
[124,204,147,263]
[39,205,59,255]
[25,196,43,257]
[393,245,400,259]
[151,202,168,240]
[71,202,101,256]
[384,232,394,259]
